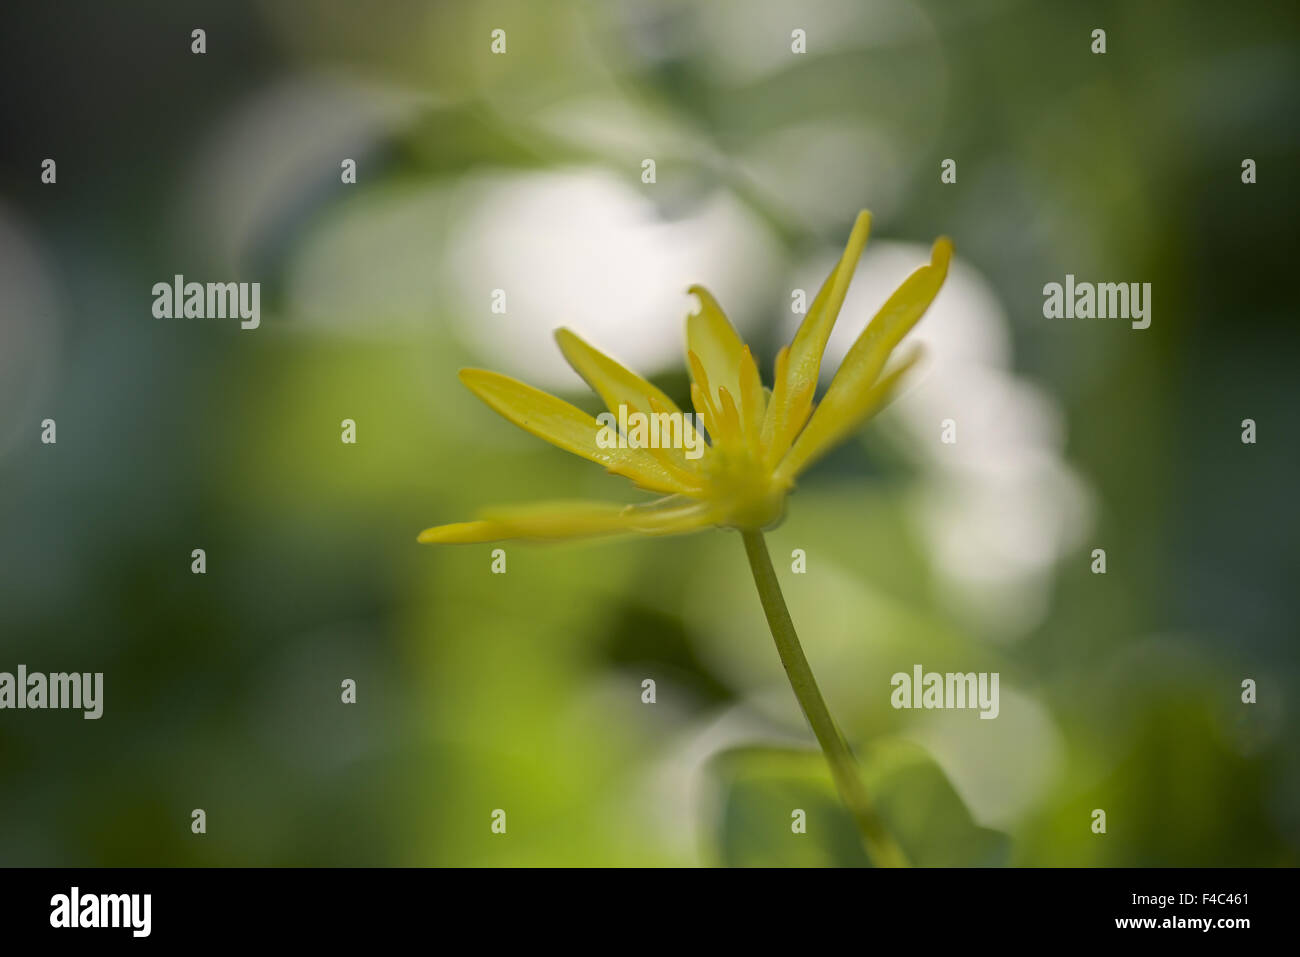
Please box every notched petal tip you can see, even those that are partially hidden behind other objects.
[685,284,716,312]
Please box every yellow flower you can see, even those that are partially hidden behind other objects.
[418,211,952,545]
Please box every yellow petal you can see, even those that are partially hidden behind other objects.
[554,328,686,419]
[778,347,925,481]
[417,496,722,544]
[737,345,765,455]
[689,380,718,440]
[685,285,746,414]
[458,368,691,495]
[688,350,736,450]
[644,395,710,486]
[717,385,743,447]
[762,210,872,464]
[777,237,950,479]
[554,328,702,473]
[760,344,791,463]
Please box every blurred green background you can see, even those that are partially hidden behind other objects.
[1,0,1297,866]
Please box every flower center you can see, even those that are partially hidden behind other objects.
[704,446,790,530]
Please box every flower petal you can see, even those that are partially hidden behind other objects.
[737,345,765,455]
[458,368,692,494]
[417,496,723,544]
[554,328,703,473]
[554,328,686,418]
[762,210,872,464]
[776,237,950,479]
[686,285,746,414]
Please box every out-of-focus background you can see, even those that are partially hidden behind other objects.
[1,0,1297,866]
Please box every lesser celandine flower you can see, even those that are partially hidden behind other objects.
[420,211,952,866]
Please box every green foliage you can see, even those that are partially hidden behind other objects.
[711,740,1008,867]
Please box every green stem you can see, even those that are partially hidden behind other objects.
[740,529,908,867]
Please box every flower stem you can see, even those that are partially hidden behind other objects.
[740,529,908,867]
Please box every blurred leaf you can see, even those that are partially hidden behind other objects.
[709,738,1008,867]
